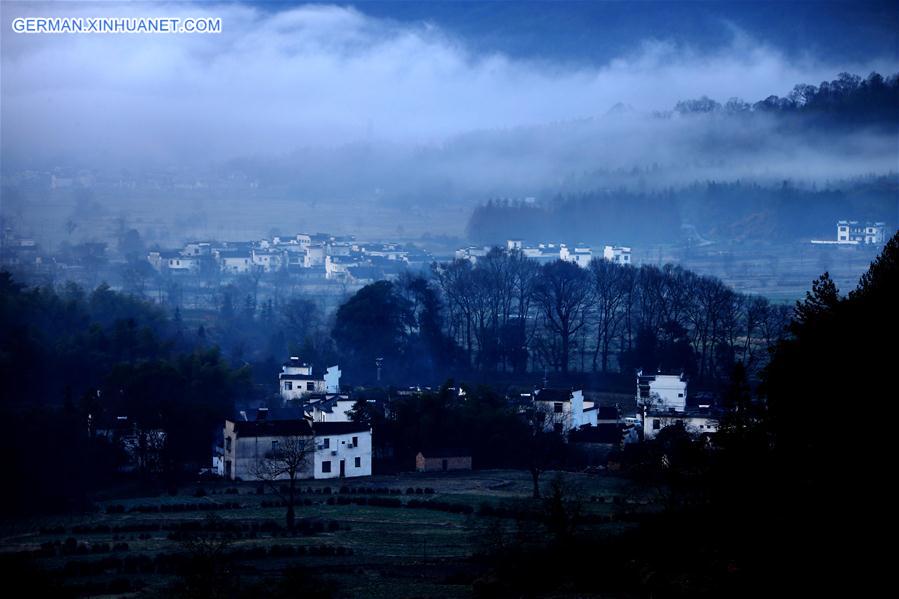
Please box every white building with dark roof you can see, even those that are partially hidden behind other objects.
[279,357,329,401]
[603,245,632,265]
[637,370,688,412]
[530,388,596,434]
[220,418,372,480]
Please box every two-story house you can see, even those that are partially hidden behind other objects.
[220,418,372,481]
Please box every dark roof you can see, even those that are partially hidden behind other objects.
[417,448,471,458]
[283,357,311,367]
[645,407,723,418]
[535,388,573,402]
[238,407,306,421]
[232,420,313,438]
[280,373,324,381]
[597,406,620,420]
[313,422,370,435]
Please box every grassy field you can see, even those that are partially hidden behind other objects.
[0,469,661,598]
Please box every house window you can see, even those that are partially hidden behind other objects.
[321,461,331,473]
[554,423,564,434]
[554,402,564,413]
[322,438,330,449]
[677,393,683,398]
[307,382,315,391]
[225,437,232,451]
[352,436,358,447]
[284,381,293,390]
[355,457,361,468]
[271,440,279,453]
[653,419,660,430]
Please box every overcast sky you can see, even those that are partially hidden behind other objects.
[2,1,896,172]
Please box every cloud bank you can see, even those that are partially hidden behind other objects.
[1,2,896,209]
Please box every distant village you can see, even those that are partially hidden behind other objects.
[2,225,636,289]
[101,345,716,484]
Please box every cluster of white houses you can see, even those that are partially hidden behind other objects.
[147,233,433,283]
[211,352,721,481]
[214,357,371,481]
[456,239,632,267]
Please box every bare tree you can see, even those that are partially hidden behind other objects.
[252,434,315,529]
[589,259,630,372]
[533,260,592,373]
[519,403,566,499]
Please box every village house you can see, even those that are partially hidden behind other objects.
[181,241,212,257]
[812,220,888,245]
[530,388,597,434]
[560,244,593,268]
[304,244,327,267]
[279,358,341,402]
[252,248,287,272]
[637,370,688,412]
[305,393,356,423]
[603,245,632,265]
[415,449,472,472]
[220,418,372,481]
[642,408,720,440]
[216,250,253,274]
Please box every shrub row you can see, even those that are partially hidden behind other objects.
[57,544,354,578]
[105,501,242,514]
[325,496,403,508]
[260,498,317,508]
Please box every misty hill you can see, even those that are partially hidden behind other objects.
[671,71,899,129]
[466,176,898,246]
[464,72,898,245]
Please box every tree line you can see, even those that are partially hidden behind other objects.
[332,252,792,387]
[466,176,896,246]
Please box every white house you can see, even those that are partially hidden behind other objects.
[252,249,286,272]
[217,251,253,274]
[603,245,632,265]
[279,357,328,402]
[454,246,491,264]
[324,365,342,393]
[325,255,361,280]
[643,410,719,440]
[306,394,356,422]
[836,220,886,244]
[304,244,326,268]
[220,419,372,481]
[560,244,593,268]
[182,242,212,257]
[168,254,201,273]
[312,422,372,479]
[532,388,597,434]
[637,370,687,412]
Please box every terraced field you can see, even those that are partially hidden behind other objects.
[0,469,661,597]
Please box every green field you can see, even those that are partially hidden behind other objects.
[1,470,661,598]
